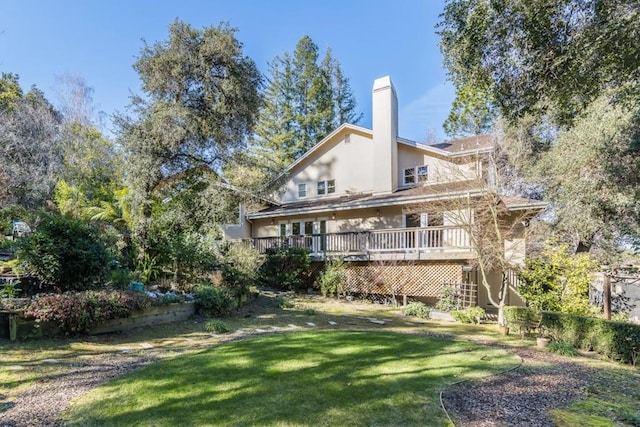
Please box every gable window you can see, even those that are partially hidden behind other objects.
[403,165,429,185]
[298,183,307,198]
[317,179,336,196]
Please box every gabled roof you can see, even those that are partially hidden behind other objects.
[279,123,372,178]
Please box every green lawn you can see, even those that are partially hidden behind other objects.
[64,331,518,426]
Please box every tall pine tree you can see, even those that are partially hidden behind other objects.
[253,36,361,167]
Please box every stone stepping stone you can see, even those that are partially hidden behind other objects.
[117,347,132,354]
[210,334,220,338]
[7,365,25,371]
[161,341,175,345]
[306,322,316,327]
[328,321,338,325]
[42,359,58,364]
[139,342,154,349]
[287,324,298,328]
[369,319,386,325]
[404,322,415,326]
[255,328,267,333]
[270,326,280,330]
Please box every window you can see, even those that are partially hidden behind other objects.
[292,222,301,235]
[403,165,428,185]
[279,223,287,236]
[327,179,335,194]
[404,168,415,185]
[317,179,336,196]
[417,165,429,182]
[298,183,307,198]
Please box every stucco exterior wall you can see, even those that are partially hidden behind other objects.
[281,130,374,204]
[397,144,477,187]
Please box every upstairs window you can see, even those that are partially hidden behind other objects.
[317,179,336,196]
[403,165,429,185]
[298,183,307,198]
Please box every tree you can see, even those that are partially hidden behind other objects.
[438,0,640,257]
[412,152,534,326]
[533,96,640,256]
[117,20,261,257]
[253,35,361,167]
[438,0,640,127]
[443,82,496,138]
[0,83,63,207]
[0,73,23,112]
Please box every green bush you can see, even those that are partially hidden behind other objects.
[276,296,294,309]
[403,302,431,318]
[205,320,229,333]
[107,268,135,290]
[258,247,311,291]
[435,285,463,311]
[451,307,486,324]
[319,258,345,298]
[194,284,236,317]
[15,212,110,294]
[547,341,579,357]
[540,311,640,365]
[219,242,262,298]
[0,205,30,236]
[24,290,152,334]
[503,306,542,336]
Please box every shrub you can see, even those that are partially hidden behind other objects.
[503,306,542,336]
[276,296,294,309]
[107,268,135,290]
[0,205,30,236]
[547,341,579,357]
[451,307,486,324]
[219,242,262,298]
[24,290,152,334]
[403,302,431,318]
[319,258,345,298]
[518,242,596,315]
[540,311,640,365]
[194,284,236,317]
[14,212,110,294]
[205,320,229,333]
[258,247,311,291]
[303,307,317,315]
[435,284,464,311]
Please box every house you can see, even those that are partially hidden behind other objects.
[223,76,545,308]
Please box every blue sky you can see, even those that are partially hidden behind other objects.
[0,0,454,142]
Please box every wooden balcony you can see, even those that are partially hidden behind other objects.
[251,226,474,261]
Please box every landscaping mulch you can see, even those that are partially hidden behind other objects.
[442,346,594,427]
[0,352,156,427]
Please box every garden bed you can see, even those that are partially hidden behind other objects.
[0,301,195,340]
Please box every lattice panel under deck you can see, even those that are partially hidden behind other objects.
[343,261,464,298]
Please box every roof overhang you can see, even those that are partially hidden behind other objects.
[247,189,485,220]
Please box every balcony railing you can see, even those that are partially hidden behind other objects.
[252,226,473,260]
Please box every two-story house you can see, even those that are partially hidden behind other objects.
[223,76,545,308]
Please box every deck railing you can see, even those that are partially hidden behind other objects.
[251,226,472,258]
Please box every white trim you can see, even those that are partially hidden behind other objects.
[248,189,485,220]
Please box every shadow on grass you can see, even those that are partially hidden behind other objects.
[66,331,518,427]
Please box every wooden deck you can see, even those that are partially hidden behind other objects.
[252,226,475,261]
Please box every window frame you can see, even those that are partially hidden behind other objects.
[317,179,336,196]
[403,165,428,186]
[298,183,307,198]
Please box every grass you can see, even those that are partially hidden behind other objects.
[2,292,639,425]
[64,331,518,426]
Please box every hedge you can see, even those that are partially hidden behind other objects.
[504,306,640,365]
[541,311,640,365]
